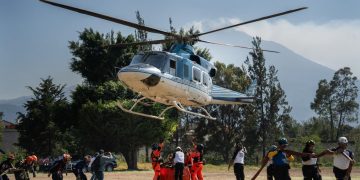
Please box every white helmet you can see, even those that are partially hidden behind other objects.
[338,137,348,144]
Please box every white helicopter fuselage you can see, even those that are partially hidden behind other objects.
[117,50,254,119]
[117,52,213,107]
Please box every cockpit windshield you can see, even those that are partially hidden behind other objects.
[130,53,167,71]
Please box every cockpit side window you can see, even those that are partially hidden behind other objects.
[144,53,166,70]
[130,53,167,71]
[130,54,145,64]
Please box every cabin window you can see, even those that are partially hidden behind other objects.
[193,67,201,83]
[184,64,189,79]
[203,72,209,86]
[170,59,176,76]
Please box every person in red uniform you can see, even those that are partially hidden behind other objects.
[24,153,38,178]
[185,148,193,169]
[151,143,162,180]
[191,142,204,180]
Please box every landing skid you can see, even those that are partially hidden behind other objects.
[117,97,216,120]
[117,97,174,120]
[171,101,216,120]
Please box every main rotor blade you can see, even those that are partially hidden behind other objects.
[39,0,179,38]
[109,39,173,48]
[194,7,307,37]
[198,39,280,53]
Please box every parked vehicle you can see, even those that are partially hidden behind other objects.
[87,155,117,172]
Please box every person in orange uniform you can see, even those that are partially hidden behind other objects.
[191,143,204,180]
[24,153,38,177]
[185,148,193,169]
[151,143,162,180]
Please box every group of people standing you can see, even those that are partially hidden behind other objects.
[229,136,355,180]
[151,139,204,180]
[0,153,37,180]
[2,151,122,180]
[49,149,113,180]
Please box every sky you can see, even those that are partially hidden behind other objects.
[1,0,360,99]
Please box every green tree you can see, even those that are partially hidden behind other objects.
[69,28,177,169]
[332,67,359,138]
[194,62,251,162]
[17,77,72,156]
[311,67,358,140]
[162,19,212,60]
[134,10,151,51]
[77,100,176,169]
[69,28,137,85]
[311,79,336,140]
[245,37,293,156]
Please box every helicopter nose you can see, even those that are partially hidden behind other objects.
[117,64,161,88]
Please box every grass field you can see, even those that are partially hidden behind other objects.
[6,164,360,180]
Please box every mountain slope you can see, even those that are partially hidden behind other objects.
[198,31,358,122]
[0,85,76,123]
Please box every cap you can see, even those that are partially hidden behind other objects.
[306,140,315,146]
[338,137,348,144]
[278,138,288,145]
[176,146,182,151]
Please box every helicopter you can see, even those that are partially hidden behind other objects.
[40,0,307,120]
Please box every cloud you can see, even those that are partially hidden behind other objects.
[188,18,360,77]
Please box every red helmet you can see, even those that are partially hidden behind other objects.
[25,156,34,163]
[32,155,38,162]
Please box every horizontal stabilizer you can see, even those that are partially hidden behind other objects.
[210,85,255,105]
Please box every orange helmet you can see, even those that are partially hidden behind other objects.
[25,156,33,163]
[31,155,38,162]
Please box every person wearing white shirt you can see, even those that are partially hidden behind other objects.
[317,137,355,180]
[301,140,321,180]
[173,147,185,180]
[228,143,247,180]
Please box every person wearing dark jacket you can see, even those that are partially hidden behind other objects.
[48,154,71,180]
[73,155,91,180]
[0,154,16,180]
[91,150,113,180]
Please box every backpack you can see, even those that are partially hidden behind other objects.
[91,155,101,172]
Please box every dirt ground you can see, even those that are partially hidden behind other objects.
[6,167,360,180]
